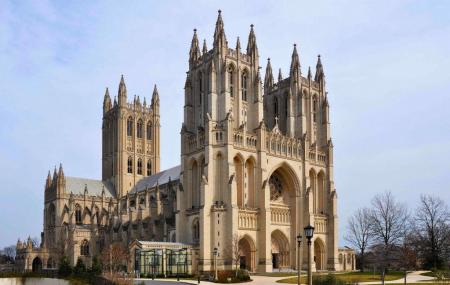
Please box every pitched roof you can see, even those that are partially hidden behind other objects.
[129,165,181,194]
[65,177,115,197]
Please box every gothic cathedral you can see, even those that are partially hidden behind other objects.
[15,11,355,274]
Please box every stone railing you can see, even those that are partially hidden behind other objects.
[233,131,257,151]
[270,205,291,225]
[265,133,303,160]
[238,208,258,230]
[314,215,328,234]
[308,150,327,165]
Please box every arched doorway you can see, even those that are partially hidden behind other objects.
[271,230,290,269]
[314,238,326,271]
[32,257,42,272]
[238,235,255,272]
[47,257,54,269]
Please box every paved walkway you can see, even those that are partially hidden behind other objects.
[134,271,436,285]
[360,271,436,284]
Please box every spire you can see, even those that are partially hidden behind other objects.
[58,163,64,178]
[202,39,208,55]
[184,72,191,89]
[189,29,201,64]
[236,37,241,52]
[213,10,227,49]
[308,66,312,80]
[103,87,112,114]
[118,75,127,105]
[264,58,274,89]
[143,97,147,107]
[52,166,57,182]
[315,54,324,82]
[151,84,159,106]
[290,44,301,77]
[246,24,258,57]
[45,170,52,189]
[278,68,283,82]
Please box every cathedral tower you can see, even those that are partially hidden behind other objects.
[178,11,338,273]
[102,76,160,197]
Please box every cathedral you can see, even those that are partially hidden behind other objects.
[15,11,355,274]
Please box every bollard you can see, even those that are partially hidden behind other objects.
[198,275,201,284]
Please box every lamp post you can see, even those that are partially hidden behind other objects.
[304,225,315,285]
[213,247,218,281]
[297,235,303,285]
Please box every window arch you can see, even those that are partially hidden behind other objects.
[228,67,234,98]
[137,158,143,175]
[285,95,288,117]
[127,157,133,174]
[75,205,82,225]
[274,97,279,118]
[137,119,143,138]
[127,117,133,137]
[80,239,89,256]
[198,72,203,105]
[192,219,200,243]
[48,203,56,227]
[313,95,318,123]
[147,122,152,140]
[147,160,152,176]
[241,71,248,101]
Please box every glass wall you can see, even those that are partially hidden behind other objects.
[135,248,192,277]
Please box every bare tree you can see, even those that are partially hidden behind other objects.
[413,194,450,269]
[370,191,408,285]
[31,237,40,248]
[3,245,16,259]
[101,243,129,274]
[345,207,372,272]
[231,233,242,277]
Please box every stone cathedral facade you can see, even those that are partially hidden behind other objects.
[15,11,355,273]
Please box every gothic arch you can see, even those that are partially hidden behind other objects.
[191,159,200,208]
[239,235,256,272]
[32,257,42,272]
[83,207,91,225]
[317,171,326,214]
[214,152,224,202]
[233,154,244,207]
[314,238,326,271]
[267,162,301,196]
[271,230,290,269]
[309,168,317,213]
[245,156,256,208]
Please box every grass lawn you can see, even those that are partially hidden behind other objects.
[421,270,450,279]
[277,271,405,284]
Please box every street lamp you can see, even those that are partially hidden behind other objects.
[304,225,315,285]
[213,247,218,281]
[297,235,303,285]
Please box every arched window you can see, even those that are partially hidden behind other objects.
[127,157,133,174]
[285,95,288,117]
[228,68,234,97]
[192,219,200,243]
[313,95,318,123]
[48,203,56,227]
[147,122,152,140]
[274,97,279,118]
[127,117,133,137]
[147,160,152,176]
[75,205,82,225]
[137,158,143,175]
[241,72,248,101]
[198,72,203,105]
[80,239,89,256]
[137,119,143,138]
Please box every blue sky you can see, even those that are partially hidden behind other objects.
[0,1,449,248]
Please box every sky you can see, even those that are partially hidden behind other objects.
[0,1,449,249]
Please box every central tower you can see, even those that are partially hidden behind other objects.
[102,76,161,197]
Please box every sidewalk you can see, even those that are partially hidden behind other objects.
[360,271,435,284]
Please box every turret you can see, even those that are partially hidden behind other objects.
[16,239,22,250]
[57,163,65,183]
[264,58,274,90]
[52,166,57,185]
[246,24,258,59]
[278,68,283,83]
[290,44,301,80]
[26,236,33,249]
[103,87,112,114]
[45,170,52,189]
[118,75,127,106]
[213,10,227,51]
[236,37,241,53]
[189,29,201,65]
[202,39,208,55]
[151,84,160,114]
[315,54,324,83]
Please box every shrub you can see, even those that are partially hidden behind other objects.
[90,255,102,276]
[73,258,86,276]
[313,274,348,285]
[58,255,72,277]
[216,270,251,283]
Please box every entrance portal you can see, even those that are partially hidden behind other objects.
[314,238,325,271]
[271,230,290,269]
[32,257,42,272]
[238,236,255,272]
